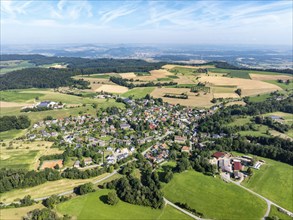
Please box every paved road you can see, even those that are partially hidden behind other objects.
[229,180,293,219]
[164,198,203,220]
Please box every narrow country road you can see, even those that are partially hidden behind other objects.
[163,198,203,220]
[229,180,293,219]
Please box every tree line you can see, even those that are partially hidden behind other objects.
[109,76,177,89]
[0,115,31,132]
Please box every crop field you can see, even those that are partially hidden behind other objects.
[198,76,281,96]
[0,141,62,170]
[0,203,45,220]
[0,173,114,204]
[229,153,293,212]
[208,68,289,79]
[151,87,214,107]
[213,93,239,98]
[162,170,267,219]
[250,74,292,81]
[57,189,192,220]
[82,74,110,79]
[162,64,214,70]
[122,87,155,99]
[211,86,237,93]
[95,84,129,93]
[119,72,137,79]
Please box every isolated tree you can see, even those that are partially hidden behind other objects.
[107,191,119,205]
[235,88,242,96]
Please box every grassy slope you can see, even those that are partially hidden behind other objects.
[162,170,267,219]
[248,93,272,102]
[0,173,121,203]
[1,90,45,102]
[264,80,293,90]
[268,205,292,220]
[0,61,36,75]
[241,156,293,212]
[122,87,155,99]
[57,189,192,220]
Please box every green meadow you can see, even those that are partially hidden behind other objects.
[122,87,155,99]
[57,189,192,220]
[241,156,293,212]
[162,170,267,219]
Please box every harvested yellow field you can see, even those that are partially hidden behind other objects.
[213,93,239,98]
[225,101,246,106]
[174,75,195,84]
[0,173,110,203]
[151,88,213,107]
[0,203,44,220]
[95,84,128,94]
[0,101,27,108]
[250,74,293,81]
[199,76,281,96]
[119,72,136,79]
[135,69,173,81]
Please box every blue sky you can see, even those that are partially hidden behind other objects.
[1,0,292,45]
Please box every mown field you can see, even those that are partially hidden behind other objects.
[122,87,155,99]
[0,60,36,75]
[0,141,61,170]
[0,203,44,220]
[0,173,122,204]
[208,68,289,79]
[240,155,293,212]
[162,170,267,219]
[57,189,192,220]
[268,205,292,220]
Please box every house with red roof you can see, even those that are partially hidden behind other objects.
[212,152,226,159]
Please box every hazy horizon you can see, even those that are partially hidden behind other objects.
[1,0,292,46]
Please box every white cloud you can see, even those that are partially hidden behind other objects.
[99,5,137,25]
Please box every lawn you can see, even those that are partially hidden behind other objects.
[162,170,267,219]
[57,189,192,220]
[121,87,155,99]
[227,116,252,127]
[1,90,45,102]
[241,156,293,212]
[238,124,270,137]
[268,205,292,220]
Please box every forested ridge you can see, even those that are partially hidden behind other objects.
[0,68,89,90]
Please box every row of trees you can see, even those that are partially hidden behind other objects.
[109,76,177,89]
[0,115,31,132]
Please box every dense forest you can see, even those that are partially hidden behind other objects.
[1,54,166,74]
[0,115,31,132]
[0,68,89,90]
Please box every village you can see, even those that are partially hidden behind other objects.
[23,96,265,186]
